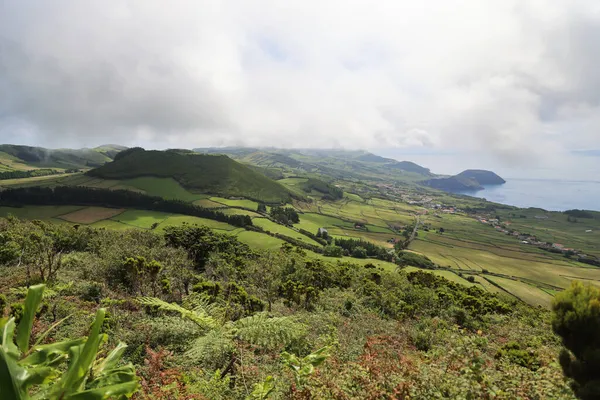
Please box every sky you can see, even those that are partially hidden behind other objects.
[1,0,600,179]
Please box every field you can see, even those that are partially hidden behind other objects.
[0,205,84,220]
[485,276,554,308]
[210,197,260,209]
[3,185,600,309]
[111,210,171,229]
[58,207,125,224]
[236,230,287,249]
[117,177,206,201]
[252,218,322,246]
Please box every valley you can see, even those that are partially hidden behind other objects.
[1,146,598,308]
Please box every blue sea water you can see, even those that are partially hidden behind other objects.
[458,178,600,212]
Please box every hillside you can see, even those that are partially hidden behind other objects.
[456,169,506,185]
[88,149,294,203]
[421,176,482,191]
[422,169,505,192]
[195,147,433,182]
[0,144,124,171]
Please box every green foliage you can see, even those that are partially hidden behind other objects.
[0,284,138,399]
[269,206,299,225]
[397,251,435,269]
[335,237,393,261]
[281,346,331,388]
[139,295,303,373]
[495,341,540,371]
[323,245,343,258]
[248,375,275,400]
[552,281,600,399]
[0,294,7,317]
[351,246,367,259]
[164,224,254,270]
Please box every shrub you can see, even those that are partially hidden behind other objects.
[552,281,600,399]
[495,341,540,371]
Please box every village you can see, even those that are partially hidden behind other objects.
[473,214,600,266]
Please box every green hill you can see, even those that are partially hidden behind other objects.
[0,144,124,171]
[88,149,294,203]
[422,169,505,192]
[456,169,506,185]
[194,147,433,182]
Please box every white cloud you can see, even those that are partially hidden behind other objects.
[1,0,599,170]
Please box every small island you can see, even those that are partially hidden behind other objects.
[420,169,505,192]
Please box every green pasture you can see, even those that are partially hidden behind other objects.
[157,215,238,232]
[193,199,225,208]
[210,197,260,209]
[111,210,171,229]
[118,177,205,202]
[221,208,262,217]
[485,276,554,308]
[277,177,308,185]
[295,212,354,234]
[251,218,321,246]
[0,205,84,220]
[236,230,286,249]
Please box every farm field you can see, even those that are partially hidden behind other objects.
[403,266,477,287]
[58,207,125,224]
[111,210,171,228]
[209,197,260,209]
[156,215,239,232]
[485,276,554,308]
[0,205,84,220]
[495,208,600,258]
[0,173,79,187]
[236,230,286,249]
[193,199,225,208]
[252,218,322,246]
[2,189,600,309]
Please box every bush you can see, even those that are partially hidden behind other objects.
[495,341,540,371]
[323,245,343,257]
[552,281,600,398]
[397,251,435,269]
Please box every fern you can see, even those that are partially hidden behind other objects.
[137,297,217,329]
[186,327,235,361]
[232,313,303,348]
[183,292,225,320]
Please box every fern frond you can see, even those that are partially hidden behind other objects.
[232,313,304,348]
[183,293,225,320]
[10,286,58,299]
[137,297,217,329]
[185,328,235,361]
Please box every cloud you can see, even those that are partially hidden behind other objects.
[1,0,599,167]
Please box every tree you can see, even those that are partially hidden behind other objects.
[257,203,267,213]
[552,281,600,399]
[246,251,284,312]
[351,246,367,259]
[323,245,343,258]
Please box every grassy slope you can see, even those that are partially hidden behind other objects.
[88,150,293,203]
[0,144,115,170]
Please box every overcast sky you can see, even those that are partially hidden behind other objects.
[1,1,599,179]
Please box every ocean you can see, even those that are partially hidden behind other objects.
[458,178,600,212]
